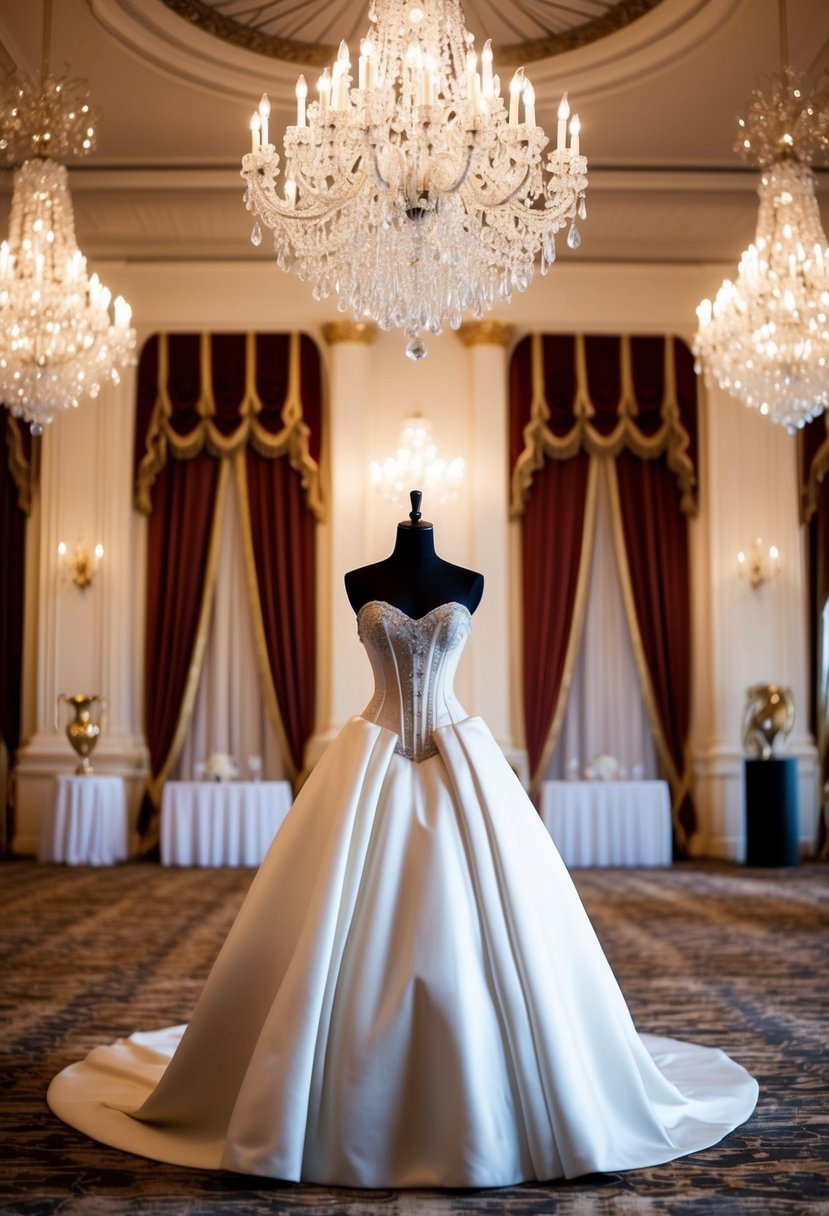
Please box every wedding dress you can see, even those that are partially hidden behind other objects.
[48,600,757,1188]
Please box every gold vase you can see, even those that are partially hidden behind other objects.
[57,694,107,775]
[742,684,795,760]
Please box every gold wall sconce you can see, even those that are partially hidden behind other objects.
[737,538,780,589]
[58,540,104,590]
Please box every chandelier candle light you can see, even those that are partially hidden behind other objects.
[0,0,135,433]
[694,0,829,432]
[241,0,587,360]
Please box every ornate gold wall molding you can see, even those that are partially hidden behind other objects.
[322,321,377,346]
[456,320,515,348]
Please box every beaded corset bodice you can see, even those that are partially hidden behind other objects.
[357,600,471,762]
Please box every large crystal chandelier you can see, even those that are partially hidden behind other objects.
[241,0,587,360]
[694,2,829,432]
[0,1,135,434]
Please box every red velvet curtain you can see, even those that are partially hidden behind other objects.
[800,416,829,854]
[521,453,591,782]
[510,333,698,849]
[143,456,222,799]
[615,449,693,841]
[135,332,323,828]
[242,331,322,776]
[245,451,315,774]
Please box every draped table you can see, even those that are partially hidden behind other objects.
[39,775,129,866]
[160,781,294,867]
[539,780,672,867]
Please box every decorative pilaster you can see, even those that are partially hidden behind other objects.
[690,383,818,858]
[307,322,378,766]
[455,321,523,772]
[13,368,149,855]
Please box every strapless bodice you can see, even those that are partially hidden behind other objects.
[357,600,471,761]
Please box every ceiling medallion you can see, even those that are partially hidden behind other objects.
[160,0,666,68]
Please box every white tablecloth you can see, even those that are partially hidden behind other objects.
[539,780,672,867]
[39,775,129,865]
[160,781,294,867]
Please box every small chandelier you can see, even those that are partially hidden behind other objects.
[370,413,464,507]
[694,1,829,432]
[241,0,587,361]
[0,0,135,434]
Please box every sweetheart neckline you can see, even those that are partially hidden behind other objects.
[356,599,473,625]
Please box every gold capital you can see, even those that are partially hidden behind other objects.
[455,320,515,348]
[322,321,377,346]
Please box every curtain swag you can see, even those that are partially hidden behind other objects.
[510,333,697,519]
[135,331,324,521]
[4,414,34,516]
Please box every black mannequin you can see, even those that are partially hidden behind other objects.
[345,490,484,619]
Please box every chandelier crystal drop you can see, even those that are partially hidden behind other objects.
[241,0,587,360]
[694,60,829,432]
[0,3,136,434]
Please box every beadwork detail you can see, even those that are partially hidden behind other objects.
[357,600,471,762]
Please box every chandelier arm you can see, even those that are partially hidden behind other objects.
[370,148,393,193]
[433,146,475,197]
[245,168,365,223]
[461,163,532,211]
[289,168,367,207]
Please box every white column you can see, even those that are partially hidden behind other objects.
[14,372,149,855]
[306,321,377,767]
[690,383,818,859]
[456,322,525,776]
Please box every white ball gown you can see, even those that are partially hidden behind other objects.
[48,600,758,1188]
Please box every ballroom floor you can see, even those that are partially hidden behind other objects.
[1,859,827,1214]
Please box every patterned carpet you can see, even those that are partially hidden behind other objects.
[1,859,827,1215]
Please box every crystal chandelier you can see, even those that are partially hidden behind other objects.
[241,0,587,360]
[694,2,829,432]
[0,1,135,434]
[370,413,464,506]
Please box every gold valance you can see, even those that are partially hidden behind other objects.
[510,333,698,518]
[134,331,324,520]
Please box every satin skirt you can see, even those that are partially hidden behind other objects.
[48,716,758,1188]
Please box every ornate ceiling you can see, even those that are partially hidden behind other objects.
[159,0,665,67]
[0,0,826,264]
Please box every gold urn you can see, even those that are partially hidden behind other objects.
[57,693,107,774]
[742,684,795,760]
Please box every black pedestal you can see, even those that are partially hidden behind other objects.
[745,757,800,867]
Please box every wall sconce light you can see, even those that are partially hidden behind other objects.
[737,538,780,589]
[58,540,104,590]
[369,413,464,510]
